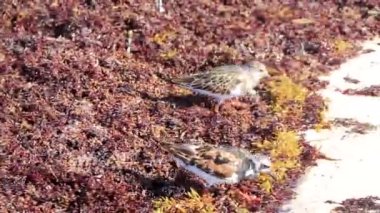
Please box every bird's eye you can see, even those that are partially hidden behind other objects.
[260,164,270,169]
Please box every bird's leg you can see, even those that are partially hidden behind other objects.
[213,103,220,113]
[223,98,249,111]
[252,95,261,103]
[213,99,225,113]
[247,90,261,103]
[231,100,250,110]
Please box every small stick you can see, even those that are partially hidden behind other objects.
[156,0,165,13]
[126,30,133,54]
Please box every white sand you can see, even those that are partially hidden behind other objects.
[280,38,380,213]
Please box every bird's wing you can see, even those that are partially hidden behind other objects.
[171,66,243,94]
[161,142,204,164]
[163,142,242,178]
[191,145,243,178]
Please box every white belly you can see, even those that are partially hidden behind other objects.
[190,83,245,103]
[229,84,244,96]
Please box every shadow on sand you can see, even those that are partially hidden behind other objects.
[122,168,208,197]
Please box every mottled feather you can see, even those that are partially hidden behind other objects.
[162,142,272,183]
[171,65,246,95]
[168,61,269,107]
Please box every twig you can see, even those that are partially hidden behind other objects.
[156,0,165,13]
[126,30,133,54]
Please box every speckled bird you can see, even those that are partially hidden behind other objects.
[170,60,269,112]
[162,142,273,187]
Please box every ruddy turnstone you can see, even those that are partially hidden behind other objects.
[162,142,272,187]
[169,60,269,112]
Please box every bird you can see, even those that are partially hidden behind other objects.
[161,142,273,187]
[168,60,269,112]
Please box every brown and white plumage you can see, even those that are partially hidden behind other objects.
[162,142,272,186]
[169,60,269,111]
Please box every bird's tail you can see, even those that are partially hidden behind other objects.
[155,72,191,86]
[155,72,175,83]
[160,141,174,151]
[160,142,199,157]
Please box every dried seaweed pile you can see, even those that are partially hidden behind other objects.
[0,0,379,212]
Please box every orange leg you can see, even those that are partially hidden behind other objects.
[213,99,227,113]
[251,95,261,103]
[213,102,221,113]
[230,100,250,110]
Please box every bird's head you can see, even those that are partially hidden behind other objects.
[244,154,275,180]
[245,60,270,79]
